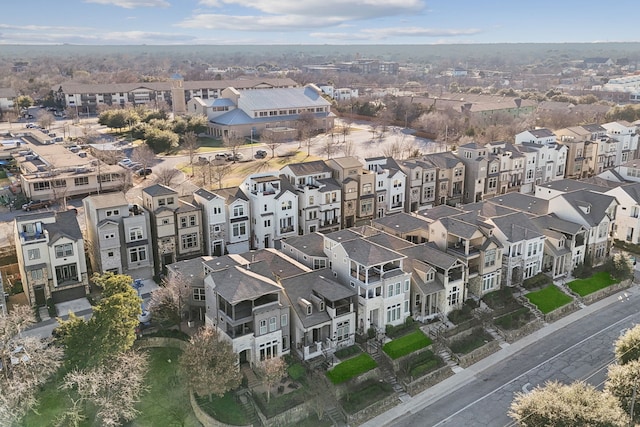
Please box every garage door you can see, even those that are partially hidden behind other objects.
[51,286,87,304]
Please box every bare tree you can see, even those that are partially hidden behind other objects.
[211,163,232,189]
[296,111,316,149]
[154,167,180,187]
[179,327,241,401]
[148,271,190,332]
[182,131,199,168]
[343,140,355,157]
[65,106,79,124]
[223,133,245,162]
[0,305,63,426]
[131,145,156,179]
[61,350,149,427]
[341,119,352,143]
[321,135,339,160]
[261,132,282,159]
[2,110,18,128]
[37,111,55,130]
[257,357,286,403]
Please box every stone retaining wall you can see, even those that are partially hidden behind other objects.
[190,391,252,427]
[544,300,580,323]
[582,279,631,305]
[383,344,434,373]
[402,365,454,396]
[334,367,382,399]
[347,392,399,426]
[456,340,501,369]
[256,400,314,427]
[496,318,543,344]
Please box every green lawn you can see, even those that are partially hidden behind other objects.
[326,353,377,385]
[567,271,618,296]
[525,285,573,314]
[383,330,432,360]
[195,392,248,426]
[22,347,200,427]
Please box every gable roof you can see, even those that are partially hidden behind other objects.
[340,239,404,266]
[208,264,282,304]
[372,212,429,234]
[143,183,177,197]
[281,233,326,258]
[400,243,460,270]
[45,210,83,244]
[283,160,332,176]
[558,189,617,227]
[491,212,543,242]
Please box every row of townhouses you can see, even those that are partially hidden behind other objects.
[12,121,640,367]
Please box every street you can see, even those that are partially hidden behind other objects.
[379,288,640,427]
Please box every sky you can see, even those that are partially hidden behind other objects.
[1,0,638,46]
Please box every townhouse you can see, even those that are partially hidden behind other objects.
[371,212,430,244]
[280,160,342,234]
[531,214,588,278]
[364,157,407,217]
[326,157,376,228]
[486,141,526,194]
[421,151,465,206]
[241,174,298,249]
[457,141,501,203]
[515,128,568,193]
[194,187,251,256]
[604,183,640,244]
[398,158,437,212]
[602,121,639,166]
[15,210,89,306]
[142,184,204,275]
[83,192,154,279]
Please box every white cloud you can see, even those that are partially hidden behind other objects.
[84,0,170,9]
[311,26,482,41]
[177,13,344,31]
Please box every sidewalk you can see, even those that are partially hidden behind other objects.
[361,283,637,427]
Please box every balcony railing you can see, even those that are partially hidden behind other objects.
[280,225,295,234]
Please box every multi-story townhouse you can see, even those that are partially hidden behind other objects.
[166,256,213,324]
[399,243,467,320]
[605,183,640,244]
[531,214,588,279]
[486,212,544,287]
[364,157,407,217]
[194,187,250,256]
[398,159,437,212]
[280,233,329,270]
[13,140,126,201]
[203,255,292,366]
[421,151,465,206]
[241,174,298,249]
[142,184,204,275]
[53,77,298,114]
[515,128,568,193]
[15,210,89,306]
[280,160,341,234]
[427,211,503,297]
[323,228,412,333]
[457,141,502,203]
[326,156,376,228]
[555,126,593,179]
[487,141,525,194]
[280,269,357,360]
[83,192,154,279]
[545,189,618,266]
[602,121,640,166]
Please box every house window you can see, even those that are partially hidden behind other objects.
[281,313,288,327]
[107,251,114,257]
[180,217,187,228]
[386,304,401,323]
[158,198,166,206]
[313,259,326,269]
[162,218,170,225]
[259,339,278,361]
[129,246,147,263]
[74,176,89,186]
[233,205,244,217]
[426,271,435,282]
[484,249,496,267]
[232,222,246,237]
[404,300,409,313]
[189,215,196,226]
[395,282,401,295]
[106,209,120,217]
[387,285,393,298]
[193,288,205,301]
[104,233,115,240]
[269,316,277,332]
[260,319,267,335]
[264,219,271,227]
[129,227,143,241]
[181,233,198,249]
[404,279,410,292]
[27,248,40,260]
[281,200,292,210]
[55,243,74,258]
[213,206,221,214]
[167,197,174,205]
[31,269,44,281]
[448,286,460,306]
[33,182,50,191]
[309,196,315,205]
[55,264,78,284]
[336,320,350,341]
[482,272,498,292]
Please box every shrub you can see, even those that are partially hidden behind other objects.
[385,316,416,338]
[494,307,533,330]
[334,345,361,360]
[401,349,443,379]
[522,273,552,290]
[367,327,376,340]
[449,328,493,355]
[340,380,393,414]
[287,363,306,381]
[447,303,474,324]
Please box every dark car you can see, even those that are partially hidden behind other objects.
[255,150,267,159]
[137,168,153,176]
[22,200,51,211]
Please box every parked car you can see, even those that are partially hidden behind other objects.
[137,168,152,176]
[255,150,267,159]
[226,153,244,162]
[118,158,133,167]
[22,199,51,211]
[215,153,230,160]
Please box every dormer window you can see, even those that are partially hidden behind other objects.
[306,305,312,315]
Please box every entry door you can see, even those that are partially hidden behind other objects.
[34,286,46,306]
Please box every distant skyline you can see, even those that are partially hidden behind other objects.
[1,0,638,46]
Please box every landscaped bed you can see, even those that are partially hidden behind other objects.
[340,379,394,414]
[400,349,444,379]
[525,285,573,314]
[253,385,308,418]
[334,344,362,360]
[449,328,494,355]
[567,271,618,296]
[196,392,249,426]
[494,307,534,330]
[383,329,432,360]
[326,353,377,384]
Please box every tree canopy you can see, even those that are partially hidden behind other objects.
[56,273,141,369]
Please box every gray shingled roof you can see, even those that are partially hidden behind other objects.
[400,243,459,270]
[559,189,617,227]
[142,183,177,197]
[536,178,609,194]
[491,213,543,242]
[85,192,129,210]
[439,217,479,239]
[241,249,309,279]
[486,193,549,215]
[45,210,83,244]
[372,212,429,234]
[340,239,404,266]
[209,265,281,304]
[283,160,332,176]
[422,151,461,169]
[531,214,585,235]
[365,232,415,252]
[213,186,249,203]
[281,233,326,258]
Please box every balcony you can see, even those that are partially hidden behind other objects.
[447,243,481,259]
[280,225,295,234]
[20,230,48,244]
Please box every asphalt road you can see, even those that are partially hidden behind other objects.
[388,288,640,427]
